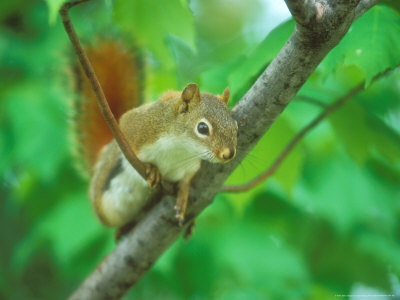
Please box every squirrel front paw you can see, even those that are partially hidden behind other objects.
[144,163,161,188]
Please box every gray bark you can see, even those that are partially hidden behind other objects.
[69,1,379,299]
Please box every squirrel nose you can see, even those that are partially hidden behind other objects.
[220,148,235,161]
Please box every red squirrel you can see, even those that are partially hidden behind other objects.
[71,37,238,231]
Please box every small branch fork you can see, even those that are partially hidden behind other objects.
[284,0,323,26]
[59,0,148,179]
[285,0,381,31]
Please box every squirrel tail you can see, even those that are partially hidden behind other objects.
[71,37,144,174]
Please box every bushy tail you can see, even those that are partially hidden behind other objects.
[71,37,144,174]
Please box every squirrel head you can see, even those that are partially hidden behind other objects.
[174,83,238,163]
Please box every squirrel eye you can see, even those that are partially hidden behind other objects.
[197,122,209,136]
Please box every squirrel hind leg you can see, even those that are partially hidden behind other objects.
[174,196,188,226]
[174,173,196,225]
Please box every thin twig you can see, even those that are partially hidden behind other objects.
[59,0,147,179]
[222,66,395,194]
[295,95,328,107]
[221,82,365,193]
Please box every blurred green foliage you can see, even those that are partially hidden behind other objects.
[1,0,400,299]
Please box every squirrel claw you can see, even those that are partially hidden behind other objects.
[145,163,161,188]
[174,206,185,227]
[184,219,196,240]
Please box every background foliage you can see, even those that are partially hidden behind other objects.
[1,0,400,299]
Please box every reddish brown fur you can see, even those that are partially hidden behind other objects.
[75,39,143,170]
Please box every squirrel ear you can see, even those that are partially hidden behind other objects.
[219,87,230,106]
[182,83,201,103]
[178,83,201,113]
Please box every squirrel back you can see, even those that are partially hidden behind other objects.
[72,37,144,172]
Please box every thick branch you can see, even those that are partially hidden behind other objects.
[222,82,365,193]
[355,0,381,19]
[59,1,148,179]
[68,1,380,299]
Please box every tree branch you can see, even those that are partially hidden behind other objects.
[67,1,381,299]
[222,82,365,193]
[223,65,394,193]
[355,0,381,20]
[59,0,148,180]
[295,95,328,107]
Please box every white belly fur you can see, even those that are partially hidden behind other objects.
[101,155,149,226]
[138,135,203,182]
[101,135,203,226]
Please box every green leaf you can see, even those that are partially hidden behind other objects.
[12,192,110,272]
[0,0,25,21]
[226,116,304,214]
[382,0,400,13]
[0,265,4,289]
[174,240,220,296]
[321,5,400,85]
[226,116,304,191]
[3,81,68,181]
[200,56,244,97]
[193,0,260,66]
[329,102,370,164]
[214,224,310,299]
[357,69,400,116]
[309,285,338,300]
[296,152,398,234]
[357,232,400,276]
[113,0,195,67]
[45,0,67,24]
[215,290,267,300]
[228,19,295,99]
[166,35,200,85]
[329,101,400,164]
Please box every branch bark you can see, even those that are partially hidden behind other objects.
[284,0,323,26]
[68,1,380,299]
[355,0,381,19]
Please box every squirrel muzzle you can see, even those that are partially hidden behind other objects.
[218,147,236,162]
